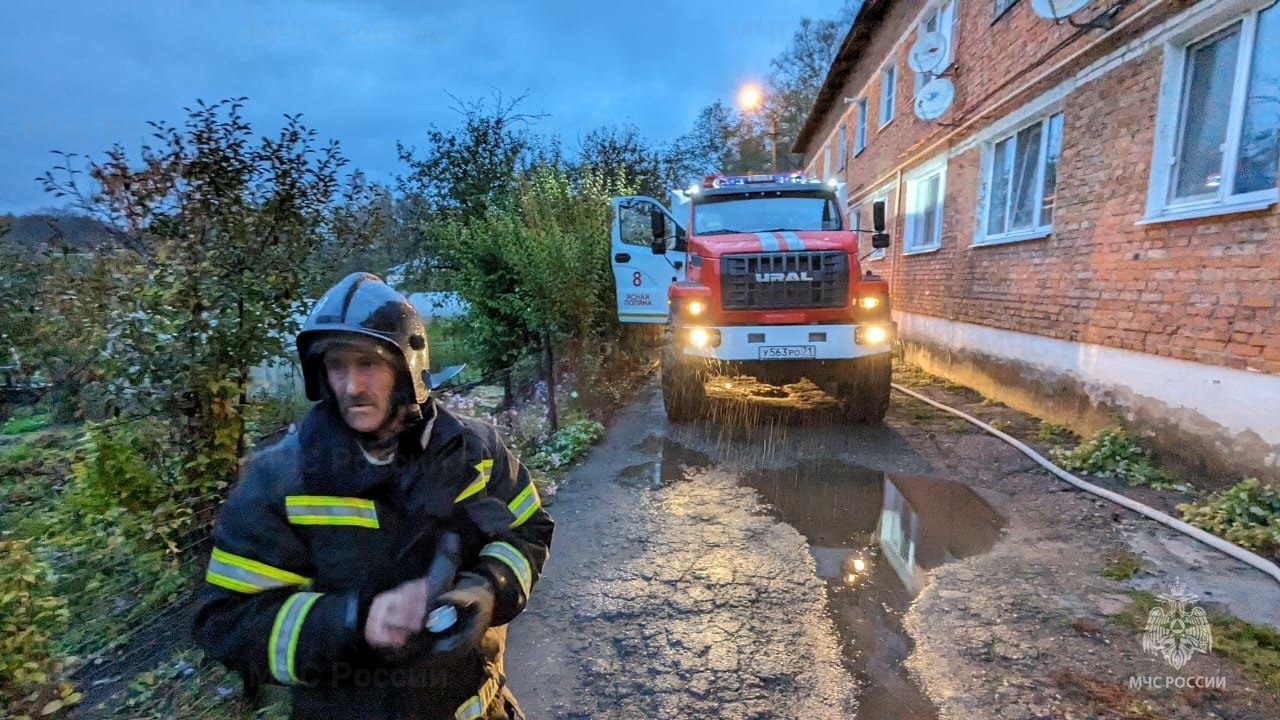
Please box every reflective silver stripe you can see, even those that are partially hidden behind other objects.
[480,542,532,596]
[780,231,806,250]
[507,483,540,528]
[269,592,323,684]
[206,548,310,594]
[455,696,484,720]
[285,497,379,528]
[754,232,780,251]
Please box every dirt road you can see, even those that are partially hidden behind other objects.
[504,377,1280,719]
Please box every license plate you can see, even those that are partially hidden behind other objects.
[758,345,817,360]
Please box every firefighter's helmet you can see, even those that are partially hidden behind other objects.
[296,272,431,404]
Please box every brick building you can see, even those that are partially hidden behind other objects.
[795,0,1279,483]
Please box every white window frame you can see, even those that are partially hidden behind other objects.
[915,1,957,96]
[903,154,947,254]
[837,123,847,170]
[1143,0,1280,224]
[851,181,897,261]
[879,63,897,128]
[974,111,1063,246]
[822,146,833,180]
[854,98,868,155]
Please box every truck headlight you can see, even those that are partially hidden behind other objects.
[858,296,881,310]
[688,328,720,348]
[856,325,891,345]
[686,300,706,316]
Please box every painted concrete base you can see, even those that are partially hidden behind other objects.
[895,311,1280,485]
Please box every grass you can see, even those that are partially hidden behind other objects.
[989,419,1014,433]
[891,359,939,388]
[1037,421,1073,444]
[2,410,52,435]
[1099,549,1145,580]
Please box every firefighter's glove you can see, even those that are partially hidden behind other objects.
[430,571,494,657]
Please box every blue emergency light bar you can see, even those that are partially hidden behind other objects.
[701,172,821,189]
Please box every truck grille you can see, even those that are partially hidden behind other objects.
[720,251,848,310]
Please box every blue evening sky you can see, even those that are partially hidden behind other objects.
[1,0,844,213]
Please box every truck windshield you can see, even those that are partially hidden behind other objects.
[693,191,842,235]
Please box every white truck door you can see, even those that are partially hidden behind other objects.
[611,196,686,324]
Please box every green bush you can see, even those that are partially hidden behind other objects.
[1179,478,1280,559]
[1050,427,1174,487]
[525,419,604,471]
[0,537,70,712]
[68,419,216,552]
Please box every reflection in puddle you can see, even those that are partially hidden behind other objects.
[617,437,711,489]
[626,438,1005,720]
[744,461,1004,720]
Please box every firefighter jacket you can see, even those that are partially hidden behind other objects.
[192,398,554,720]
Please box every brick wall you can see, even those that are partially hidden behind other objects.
[805,0,1280,376]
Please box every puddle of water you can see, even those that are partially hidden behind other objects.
[618,437,711,489]
[622,438,1005,719]
[739,460,1005,720]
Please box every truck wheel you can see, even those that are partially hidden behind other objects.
[836,354,891,424]
[661,324,708,421]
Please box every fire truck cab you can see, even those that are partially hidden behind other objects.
[610,172,894,422]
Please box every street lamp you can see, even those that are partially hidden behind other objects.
[737,83,780,171]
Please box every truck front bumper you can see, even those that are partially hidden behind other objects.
[679,323,895,361]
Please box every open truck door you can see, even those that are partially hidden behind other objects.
[610,195,686,324]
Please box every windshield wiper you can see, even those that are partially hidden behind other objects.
[697,229,750,236]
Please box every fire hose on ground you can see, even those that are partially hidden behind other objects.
[890,383,1280,588]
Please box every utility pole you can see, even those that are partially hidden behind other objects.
[768,114,780,171]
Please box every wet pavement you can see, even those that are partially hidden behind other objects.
[505,376,1280,719]
[505,381,1006,719]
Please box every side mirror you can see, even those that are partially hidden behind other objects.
[871,200,891,249]
[650,208,668,254]
[650,209,667,242]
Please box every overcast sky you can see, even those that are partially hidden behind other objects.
[1,0,843,214]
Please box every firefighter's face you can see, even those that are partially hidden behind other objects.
[323,346,398,434]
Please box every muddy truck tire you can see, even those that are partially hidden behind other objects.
[661,323,708,421]
[834,354,891,424]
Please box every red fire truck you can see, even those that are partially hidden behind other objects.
[610,172,894,422]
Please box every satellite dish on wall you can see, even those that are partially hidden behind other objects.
[1030,0,1091,20]
[908,32,949,74]
[914,78,955,121]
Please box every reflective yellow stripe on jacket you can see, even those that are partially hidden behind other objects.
[269,591,323,684]
[206,548,311,594]
[479,541,532,597]
[285,495,379,528]
[506,482,540,528]
[455,459,494,503]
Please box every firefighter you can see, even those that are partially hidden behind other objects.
[193,272,553,720]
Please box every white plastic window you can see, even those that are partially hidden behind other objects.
[904,156,947,253]
[854,98,868,154]
[978,113,1063,244]
[880,64,897,127]
[1145,2,1279,222]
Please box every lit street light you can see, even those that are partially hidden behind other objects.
[737,83,764,113]
[737,82,780,171]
